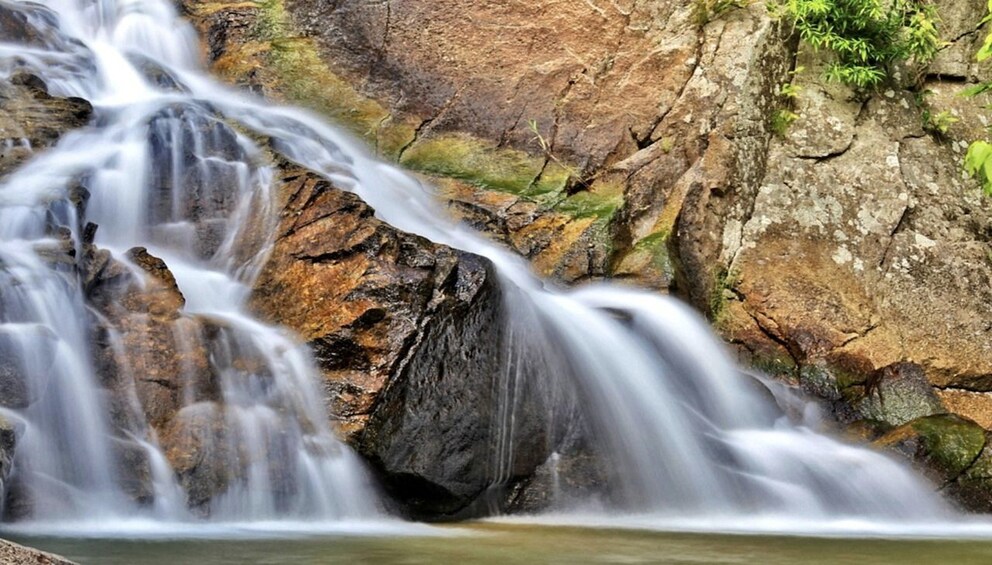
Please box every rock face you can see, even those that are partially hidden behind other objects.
[0,2,93,179]
[250,164,561,517]
[719,60,992,414]
[0,539,75,565]
[0,73,91,177]
[82,241,212,506]
[1,2,569,516]
[182,0,992,510]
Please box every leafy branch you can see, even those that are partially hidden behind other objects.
[780,0,943,89]
[964,1,992,195]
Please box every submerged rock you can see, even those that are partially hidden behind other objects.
[504,447,610,514]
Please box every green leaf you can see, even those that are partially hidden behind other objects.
[965,142,992,196]
[979,33,992,62]
[961,83,992,98]
[965,141,992,175]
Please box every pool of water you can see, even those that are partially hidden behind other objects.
[11,523,992,565]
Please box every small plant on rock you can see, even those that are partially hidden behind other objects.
[921,108,958,139]
[780,0,942,89]
[964,1,992,196]
[771,69,802,136]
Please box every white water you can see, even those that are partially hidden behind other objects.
[0,0,378,530]
[0,0,981,538]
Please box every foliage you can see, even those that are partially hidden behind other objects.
[780,0,942,89]
[709,267,740,321]
[527,119,575,188]
[979,1,992,61]
[921,109,958,137]
[964,1,992,196]
[528,119,552,154]
[771,108,800,135]
[965,141,992,196]
[771,69,803,136]
[916,91,959,139]
[778,81,802,99]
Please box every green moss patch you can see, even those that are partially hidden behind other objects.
[252,0,416,157]
[400,134,545,194]
[909,415,986,478]
[613,230,675,284]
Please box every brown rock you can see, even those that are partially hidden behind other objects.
[180,0,992,509]
[0,72,91,177]
[937,390,992,430]
[182,0,794,286]
[0,538,75,565]
[181,0,992,408]
[251,163,562,517]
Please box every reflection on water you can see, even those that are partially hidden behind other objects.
[12,523,992,565]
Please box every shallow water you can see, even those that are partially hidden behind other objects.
[12,523,992,565]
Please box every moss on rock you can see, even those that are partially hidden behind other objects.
[614,230,677,288]
[400,134,548,195]
[877,414,986,483]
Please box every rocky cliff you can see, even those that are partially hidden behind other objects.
[180,0,992,510]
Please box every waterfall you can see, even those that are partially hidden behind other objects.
[0,0,964,535]
[0,0,378,527]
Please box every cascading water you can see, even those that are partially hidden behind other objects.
[223,98,955,527]
[0,0,377,528]
[0,0,973,537]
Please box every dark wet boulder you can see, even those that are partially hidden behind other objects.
[876,414,987,487]
[251,164,567,518]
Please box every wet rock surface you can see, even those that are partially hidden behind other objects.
[0,73,91,177]
[876,414,987,487]
[250,163,565,517]
[181,0,992,511]
[842,363,947,429]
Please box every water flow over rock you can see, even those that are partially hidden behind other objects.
[0,0,965,533]
[0,0,377,525]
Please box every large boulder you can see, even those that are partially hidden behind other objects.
[181,0,795,287]
[841,363,947,429]
[250,163,562,517]
[876,414,987,487]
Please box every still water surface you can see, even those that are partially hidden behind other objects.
[12,523,992,564]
